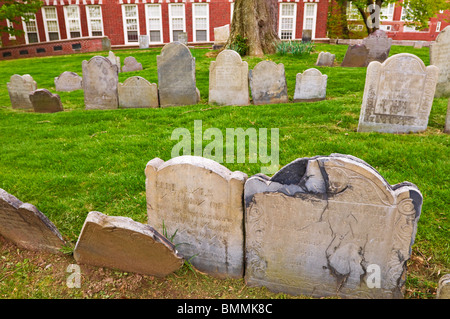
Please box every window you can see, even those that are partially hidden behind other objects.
[346,1,361,21]
[380,3,395,21]
[86,5,104,36]
[122,4,139,43]
[279,3,296,40]
[7,20,16,40]
[146,4,163,43]
[436,21,441,32]
[401,5,417,31]
[379,24,392,31]
[169,3,185,42]
[22,13,39,44]
[64,5,81,38]
[193,3,209,42]
[303,3,317,38]
[42,7,60,41]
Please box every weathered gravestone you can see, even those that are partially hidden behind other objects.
[7,74,37,110]
[413,41,424,49]
[341,44,370,67]
[107,51,121,73]
[54,71,82,92]
[73,211,184,277]
[445,99,450,134]
[358,53,439,133]
[139,35,149,49]
[209,49,249,106]
[436,274,450,299]
[249,60,288,105]
[213,24,230,50]
[122,56,143,73]
[157,42,199,107]
[293,68,327,102]
[145,156,247,278]
[302,30,312,43]
[0,188,65,254]
[118,76,159,108]
[244,154,423,299]
[315,52,336,67]
[430,25,450,98]
[29,89,64,113]
[178,32,188,45]
[362,29,392,65]
[82,56,119,110]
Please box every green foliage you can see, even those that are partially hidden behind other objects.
[227,34,249,56]
[0,0,43,36]
[276,41,314,57]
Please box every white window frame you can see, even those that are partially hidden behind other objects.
[42,6,60,42]
[86,5,104,37]
[192,3,209,42]
[22,13,40,44]
[7,19,16,40]
[64,5,82,39]
[168,3,186,42]
[230,2,234,23]
[346,1,360,21]
[303,2,317,39]
[380,3,395,21]
[122,4,140,45]
[278,3,297,40]
[145,3,163,44]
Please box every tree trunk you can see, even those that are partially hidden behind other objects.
[361,0,384,34]
[226,0,280,57]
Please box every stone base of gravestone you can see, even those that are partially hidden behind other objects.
[29,89,64,113]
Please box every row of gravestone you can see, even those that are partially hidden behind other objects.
[0,153,441,299]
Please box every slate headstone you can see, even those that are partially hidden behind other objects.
[145,156,247,278]
[209,49,249,106]
[244,154,422,299]
[430,25,450,98]
[118,76,159,108]
[293,68,327,102]
[341,44,370,67]
[73,211,184,277]
[122,56,143,73]
[7,74,37,110]
[315,52,336,67]
[249,60,288,105]
[362,29,392,64]
[29,89,63,113]
[54,71,82,92]
[358,53,439,133]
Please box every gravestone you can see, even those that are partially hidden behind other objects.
[293,68,327,102]
[341,44,370,67]
[244,153,423,299]
[73,211,184,277]
[413,41,423,49]
[302,30,312,43]
[213,24,230,50]
[29,89,64,113]
[445,99,450,134]
[54,71,82,92]
[157,42,199,107]
[139,35,149,49]
[82,56,119,110]
[107,51,121,73]
[315,52,336,67]
[436,274,450,299]
[358,53,439,133]
[122,56,143,73]
[145,156,247,278]
[7,74,37,110]
[362,29,392,64]
[0,188,65,254]
[118,76,159,108]
[430,25,450,98]
[249,60,288,105]
[178,32,188,45]
[209,49,250,106]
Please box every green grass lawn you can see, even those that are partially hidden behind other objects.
[0,43,448,299]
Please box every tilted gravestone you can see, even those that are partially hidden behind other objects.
[315,52,335,67]
[107,51,121,73]
[73,211,184,277]
[145,156,247,278]
[358,53,439,133]
[122,56,143,73]
[118,76,159,108]
[293,68,327,102]
[430,25,450,98]
[362,29,392,65]
[244,154,423,299]
[82,56,119,110]
[249,60,288,105]
[209,49,249,106]
[157,42,199,107]
[213,24,230,50]
[0,188,65,254]
[54,71,82,92]
[29,89,64,113]
[7,74,37,110]
[341,44,370,67]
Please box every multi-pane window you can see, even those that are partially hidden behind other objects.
[86,5,103,36]
[346,1,360,20]
[146,4,162,43]
[380,3,395,21]
[401,5,416,31]
[169,3,185,42]
[64,5,81,38]
[193,3,209,42]
[7,19,16,40]
[279,3,296,40]
[123,5,139,43]
[42,7,60,41]
[22,13,39,44]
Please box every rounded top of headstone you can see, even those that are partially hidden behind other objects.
[435,25,450,42]
[216,49,244,63]
[381,53,427,70]
[252,60,284,73]
[301,68,324,76]
[124,56,138,64]
[160,41,192,57]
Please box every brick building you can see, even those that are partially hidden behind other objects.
[1,0,329,50]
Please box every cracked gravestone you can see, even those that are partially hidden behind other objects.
[358,53,439,133]
[145,156,247,278]
[249,60,288,105]
[7,74,37,110]
[54,71,82,92]
[29,89,64,113]
[430,25,450,98]
[244,154,422,299]
[0,188,65,254]
[293,68,327,102]
[118,76,159,108]
[74,211,184,276]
